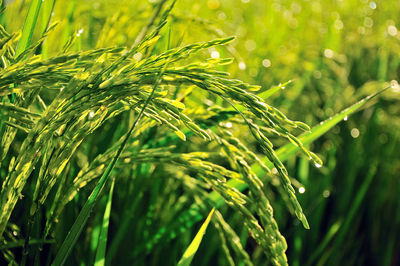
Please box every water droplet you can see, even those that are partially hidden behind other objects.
[133,52,142,61]
[350,128,360,138]
[390,80,400,92]
[343,115,348,121]
[314,70,322,79]
[314,163,322,168]
[245,39,256,51]
[364,17,374,28]
[262,59,271,68]
[298,187,306,194]
[88,111,95,119]
[334,19,344,30]
[211,50,220,59]
[217,11,227,20]
[238,61,246,70]
[369,1,376,9]
[12,231,18,236]
[225,122,233,128]
[324,49,334,58]
[322,190,330,198]
[76,28,84,37]
[388,25,398,36]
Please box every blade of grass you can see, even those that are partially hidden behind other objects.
[15,0,42,57]
[94,177,115,266]
[166,21,171,50]
[305,220,342,266]
[39,0,56,58]
[258,80,292,100]
[134,0,169,46]
[0,238,55,250]
[177,208,215,266]
[327,161,378,265]
[305,160,378,266]
[40,0,56,34]
[0,1,5,26]
[61,0,76,50]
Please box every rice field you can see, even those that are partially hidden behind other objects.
[0,0,399,265]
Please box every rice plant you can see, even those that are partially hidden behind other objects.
[0,0,396,265]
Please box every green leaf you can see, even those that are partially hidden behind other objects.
[39,0,56,58]
[177,208,215,266]
[40,0,56,34]
[94,177,115,266]
[258,80,293,100]
[15,0,42,57]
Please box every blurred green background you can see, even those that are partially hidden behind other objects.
[167,1,400,264]
[2,0,399,265]
[180,1,400,265]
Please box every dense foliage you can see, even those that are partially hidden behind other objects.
[0,0,398,265]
